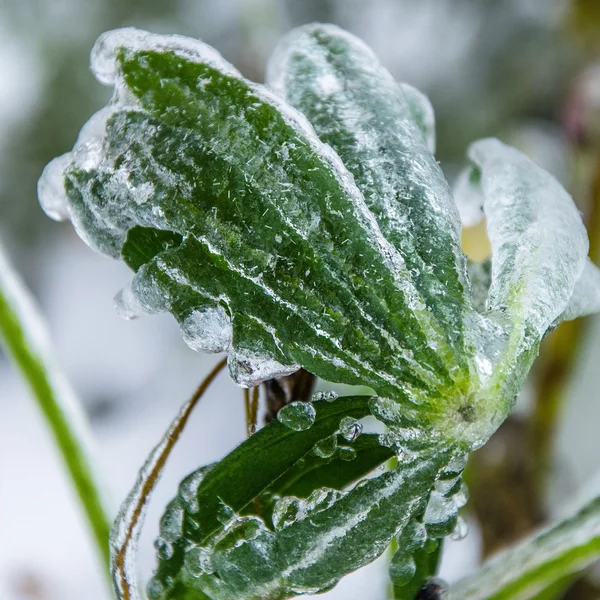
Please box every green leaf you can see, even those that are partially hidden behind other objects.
[450,494,600,600]
[38,27,472,425]
[265,433,394,499]
[148,394,456,599]
[267,24,469,371]
[0,243,111,571]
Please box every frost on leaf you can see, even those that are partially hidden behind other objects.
[267,24,469,370]
[37,26,473,423]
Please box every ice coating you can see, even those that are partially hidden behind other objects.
[229,350,299,388]
[90,27,241,86]
[557,258,600,324]
[38,153,71,220]
[266,22,470,373]
[453,166,485,227]
[180,306,232,354]
[399,82,436,154]
[38,25,481,409]
[469,138,588,338]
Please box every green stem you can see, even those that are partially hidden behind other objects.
[0,244,112,572]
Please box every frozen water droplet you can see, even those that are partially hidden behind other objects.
[114,284,145,320]
[337,446,356,461]
[178,466,211,514]
[339,417,363,442]
[184,546,213,577]
[389,553,416,585]
[277,401,316,431]
[37,153,71,221]
[216,503,236,525]
[305,488,343,513]
[272,497,303,529]
[180,306,232,353]
[147,578,165,600]
[441,454,468,478]
[159,499,184,542]
[154,537,174,561]
[451,516,468,541]
[453,483,469,509]
[424,490,458,538]
[312,390,338,402]
[229,350,299,387]
[435,476,461,497]
[402,520,428,550]
[313,434,338,458]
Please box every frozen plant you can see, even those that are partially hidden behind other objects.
[3,21,599,600]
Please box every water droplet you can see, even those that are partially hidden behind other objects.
[114,284,145,320]
[147,578,165,600]
[160,499,184,542]
[451,516,468,541]
[37,153,71,221]
[339,417,363,442]
[180,306,232,353]
[272,497,303,529]
[435,476,460,497]
[216,503,236,525]
[312,390,338,402]
[313,434,338,458]
[402,520,428,550]
[154,537,174,560]
[389,553,416,585]
[230,350,299,387]
[424,491,458,538]
[277,401,316,431]
[305,488,343,513]
[337,446,356,461]
[179,466,211,514]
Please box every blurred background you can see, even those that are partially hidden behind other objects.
[1,0,600,598]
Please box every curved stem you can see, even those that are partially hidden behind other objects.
[111,357,227,600]
[0,244,112,571]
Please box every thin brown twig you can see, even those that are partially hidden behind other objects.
[111,357,227,600]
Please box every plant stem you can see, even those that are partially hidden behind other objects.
[111,357,227,600]
[0,244,112,571]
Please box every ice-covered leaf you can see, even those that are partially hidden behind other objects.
[266,23,469,371]
[38,27,471,419]
[400,83,436,154]
[450,494,600,600]
[557,258,600,324]
[469,138,588,334]
[465,138,589,405]
[149,393,458,599]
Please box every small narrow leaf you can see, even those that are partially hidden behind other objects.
[0,243,112,570]
[450,495,600,600]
